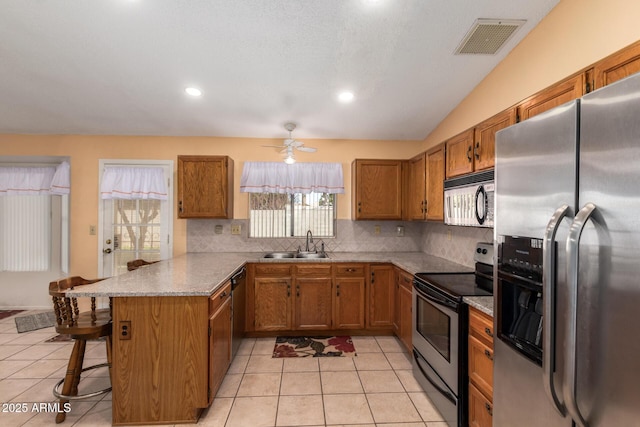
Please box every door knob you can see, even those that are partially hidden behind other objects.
[103,248,112,254]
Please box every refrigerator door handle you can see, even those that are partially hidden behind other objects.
[542,204,571,416]
[565,202,597,427]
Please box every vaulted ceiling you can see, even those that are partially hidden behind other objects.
[0,0,559,141]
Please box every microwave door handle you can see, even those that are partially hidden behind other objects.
[542,204,571,416]
[565,203,597,427]
[475,185,485,224]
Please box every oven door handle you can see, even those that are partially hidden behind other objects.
[413,282,458,310]
[413,349,456,404]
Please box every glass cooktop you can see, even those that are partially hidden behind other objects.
[414,272,492,300]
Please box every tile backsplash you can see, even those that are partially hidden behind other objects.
[187,219,423,253]
[187,218,492,268]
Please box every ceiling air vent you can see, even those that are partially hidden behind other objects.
[455,19,526,55]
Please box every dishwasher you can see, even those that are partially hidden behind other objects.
[230,266,246,357]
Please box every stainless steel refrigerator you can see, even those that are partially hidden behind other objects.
[493,71,640,427]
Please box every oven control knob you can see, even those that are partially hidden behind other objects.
[477,248,482,253]
[482,249,488,254]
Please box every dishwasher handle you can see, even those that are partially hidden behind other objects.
[230,267,246,289]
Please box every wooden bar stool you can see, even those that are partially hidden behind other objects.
[126,258,159,271]
[49,276,113,423]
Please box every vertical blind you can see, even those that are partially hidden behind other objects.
[0,162,70,272]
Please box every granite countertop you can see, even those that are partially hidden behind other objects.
[67,251,473,298]
[464,296,494,317]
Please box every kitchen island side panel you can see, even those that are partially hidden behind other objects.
[112,296,209,425]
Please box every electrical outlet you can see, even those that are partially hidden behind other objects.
[89,225,96,235]
[231,224,241,235]
[119,321,131,340]
[374,225,381,235]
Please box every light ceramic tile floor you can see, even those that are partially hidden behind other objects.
[0,311,448,427]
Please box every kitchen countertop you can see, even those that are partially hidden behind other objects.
[67,251,473,298]
[464,296,494,317]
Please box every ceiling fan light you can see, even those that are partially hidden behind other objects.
[284,155,296,164]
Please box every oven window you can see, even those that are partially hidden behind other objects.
[416,296,451,362]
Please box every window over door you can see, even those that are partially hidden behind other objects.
[99,160,173,277]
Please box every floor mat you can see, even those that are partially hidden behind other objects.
[273,336,356,358]
[0,310,24,320]
[14,311,56,333]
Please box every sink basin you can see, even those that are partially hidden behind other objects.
[262,251,329,259]
[295,252,329,259]
[263,252,296,259]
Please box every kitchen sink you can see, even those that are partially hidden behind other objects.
[262,251,329,259]
[263,252,296,258]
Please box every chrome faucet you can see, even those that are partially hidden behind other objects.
[305,230,314,252]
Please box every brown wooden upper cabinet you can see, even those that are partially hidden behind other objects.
[406,144,445,221]
[445,109,515,179]
[517,74,584,122]
[352,159,403,220]
[177,155,234,218]
[593,40,640,90]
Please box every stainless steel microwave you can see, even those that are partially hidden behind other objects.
[443,170,494,228]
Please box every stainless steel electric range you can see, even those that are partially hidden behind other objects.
[412,242,493,427]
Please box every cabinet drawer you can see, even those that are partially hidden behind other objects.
[468,334,494,399]
[468,382,493,427]
[469,307,494,346]
[294,264,332,277]
[210,281,232,315]
[254,264,292,277]
[334,264,365,277]
[397,270,413,290]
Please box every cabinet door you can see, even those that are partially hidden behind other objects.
[517,74,584,121]
[406,153,426,221]
[445,129,474,178]
[468,334,494,399]
[209,297,231,403]
[294,277,333,330]
[368,264,395,328]
[473,109,516,172]
[254,278,292,331]
[593,41,640,89]
[177,155,233,218]
[425,143,445,221]
[352,159,403,220]
[335,277,366,329]
[469,382,493,427]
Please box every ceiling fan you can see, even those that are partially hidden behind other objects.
[262,123,317,164]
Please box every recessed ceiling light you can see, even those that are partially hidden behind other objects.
[338,91,355,103]
[185,87,202,97]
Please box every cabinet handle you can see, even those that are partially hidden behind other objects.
[287,284,290,297]
[485,402,493,416]
[466,146,472,162]
[219,291,227,299]
[424,200,428,214]
[178,200,183,213]
[371,271,375,284]
[484,349,493,361]
[484,327,493,338]
[474,141,481,159]
[358,201,362,214]
[346,268,356,273]
[336,284,340,297]
[296,285,300,297]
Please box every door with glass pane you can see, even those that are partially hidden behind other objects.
[99,161,172,277]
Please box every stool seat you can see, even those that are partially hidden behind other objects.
[127,258,159,271]
[49,276,113,423]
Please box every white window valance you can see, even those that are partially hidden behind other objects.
[100,166,168,200]
[240,162,345,194]
[0,161,70,196]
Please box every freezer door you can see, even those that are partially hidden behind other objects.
[494,101,579,427]
[571,72,640,427]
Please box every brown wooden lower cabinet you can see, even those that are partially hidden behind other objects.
[368,264,395,329]
[294,277,333,330]
[209,281,232,403]
[468,306,494,427]
[394,268,413,352]
[254,277,293,331]
[334,276,366,329]
[111,296,209,425]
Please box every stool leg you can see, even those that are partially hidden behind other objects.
[105,335,113,385]
[70,340,87,397]
[55,339,84,423]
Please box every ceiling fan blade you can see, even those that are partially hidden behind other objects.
[296,146,317,153]
[261,145,286,149]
